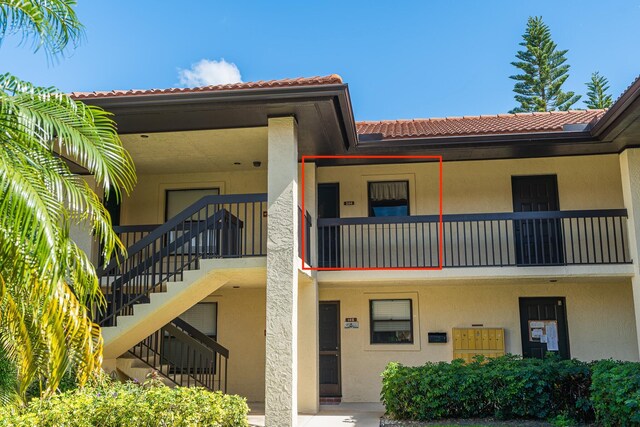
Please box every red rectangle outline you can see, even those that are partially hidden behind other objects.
[301,155,443,271]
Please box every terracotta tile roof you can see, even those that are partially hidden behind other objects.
[356,110,605,139]
[71,74,344,99]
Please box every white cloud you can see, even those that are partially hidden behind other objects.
[178,58,242,87]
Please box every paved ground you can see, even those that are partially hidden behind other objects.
[248,402,385,427]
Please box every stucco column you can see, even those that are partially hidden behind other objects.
[298,162,319,414]
[265,116,299,427]
[619,148,640,359]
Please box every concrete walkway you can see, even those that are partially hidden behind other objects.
[248,402,385,427]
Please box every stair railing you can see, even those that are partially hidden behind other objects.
[129,317,229,392]
[97,193,267,327]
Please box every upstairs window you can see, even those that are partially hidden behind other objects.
[165,188,220,220]
[370,299,413,344]
[368,181,409,217]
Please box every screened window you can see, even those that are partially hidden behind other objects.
[178,303,217,339]
[370,299,413,344]
[368,181,409,217]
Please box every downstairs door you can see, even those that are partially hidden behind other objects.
[319,301,341,397]
[519,297,570,359]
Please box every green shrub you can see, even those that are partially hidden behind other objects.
[0,347,79,403]
[0,375,249,426]
[0,349,16,404]
[591,359,640,426]
[381,355,592,423]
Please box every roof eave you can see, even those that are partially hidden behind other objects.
[355,129,595,149]
[591,76,640,140]
[78,83,358,151]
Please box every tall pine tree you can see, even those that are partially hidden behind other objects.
[509,16,581,113]
[585,72,613,109]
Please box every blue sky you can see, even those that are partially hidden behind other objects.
[3,1,639,121]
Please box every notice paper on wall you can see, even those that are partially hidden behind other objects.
[545,321,559,351]
[528,320,559,351]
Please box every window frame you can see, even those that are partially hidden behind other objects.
[367,180,410,217]
[369,298,414,345]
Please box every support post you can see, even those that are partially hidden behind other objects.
[298,161,319,413]
[619,148,640,359]
[265,116,299,427]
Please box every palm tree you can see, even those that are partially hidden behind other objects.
[0,0,136,402]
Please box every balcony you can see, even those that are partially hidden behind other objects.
[316,209,631,269]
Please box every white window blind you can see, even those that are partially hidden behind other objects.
[369,181,408,202]
[373,320,412,332]
[179,303,217,337]
[371,299,411,320]
[166,188,220,219]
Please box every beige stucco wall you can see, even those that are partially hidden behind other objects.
[205,287,267,402]
[316,154,625,217]
[119,154,624,226]
[120,170,268,225]
[319,280,639,402]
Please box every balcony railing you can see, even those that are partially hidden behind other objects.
[316,209,631,269]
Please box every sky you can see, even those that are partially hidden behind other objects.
[2,1,640,121]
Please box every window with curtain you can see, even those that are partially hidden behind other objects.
[370,299,413,344]
[368,181,409,217]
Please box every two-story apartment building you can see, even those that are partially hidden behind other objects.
[71,74,640,427]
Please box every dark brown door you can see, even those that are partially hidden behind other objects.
[512,175,564,265]
[319,301,341,397]
[318,183,340,268]
[519,297,570,359]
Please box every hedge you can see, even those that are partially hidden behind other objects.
[0,376,249,427]
[381,355,640,425]
[591,359,640,426]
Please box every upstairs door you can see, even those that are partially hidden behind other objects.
[318,183,340,268]
[519,297,570,359]
[319,301,341,397]
[512,176,564,265]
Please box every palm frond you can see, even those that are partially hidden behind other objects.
[0,0,83,56]
[0,72,135,402]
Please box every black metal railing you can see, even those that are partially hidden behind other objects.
[112,224,158,250]
[97,193,267,327]
[298,207,312,265]
[129,317,228,392]
[317,209,631,269]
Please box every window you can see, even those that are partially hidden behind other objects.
[370,299,413,344]
[165,188,220,220]
[368,181,409,217]
[178,302,217,339]
[164,188,221,254]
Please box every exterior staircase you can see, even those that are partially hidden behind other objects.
[96,193,267,392]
